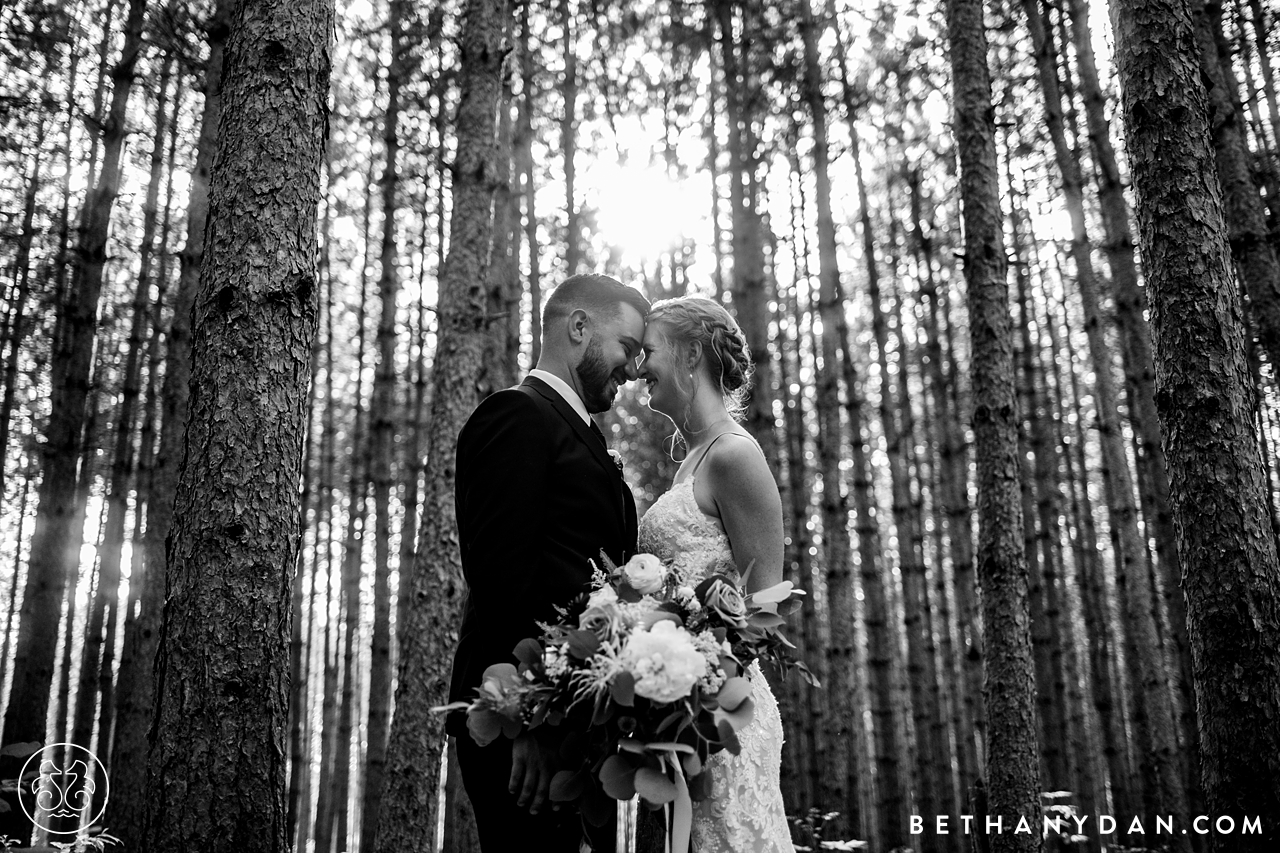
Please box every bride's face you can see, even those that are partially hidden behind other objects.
[637,323,689,419]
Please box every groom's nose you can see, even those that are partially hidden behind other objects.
[623,358,639,381]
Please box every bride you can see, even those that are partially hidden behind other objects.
[633,295,794,853]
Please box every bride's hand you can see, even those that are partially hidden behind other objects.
[509,731,557,815]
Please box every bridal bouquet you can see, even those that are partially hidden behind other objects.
[440,552,815,843]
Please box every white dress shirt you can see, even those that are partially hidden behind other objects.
[528,368,590,425]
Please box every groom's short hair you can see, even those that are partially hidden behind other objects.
[543,274,650,331]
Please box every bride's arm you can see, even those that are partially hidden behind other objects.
[703,434,785,594]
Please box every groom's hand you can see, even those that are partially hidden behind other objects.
[509,732,556,815]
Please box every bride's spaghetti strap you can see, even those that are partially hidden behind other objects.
[689,430,762,478]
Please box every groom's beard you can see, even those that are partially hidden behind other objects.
[577,338,618,413]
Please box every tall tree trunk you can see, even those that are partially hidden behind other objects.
[796,1,858,836]
[1196,0,1280,376]
[288,323,321,849]
[482,39,521,394]
[1024,0,1190,833]
[777,256,813,813]
[0,93,49,502]
[2,0,148,749]
[1109,0,1280,847]
[141,0,333,848]
[518,0,541,366]
[785,164,826,817]
[71,53,175,783]
[332,152,378,853]
[106,4,232,844]
[944,1,1042,850]
[560,0,579,274]
[1007,153,1074,798]
[0,471,33,706]
[906,166,983,804]
[362,0,409,846]
[1049,288,1139,820]
[1062,0,1199,812]
[374,0,510,846]
[713,0,778,471]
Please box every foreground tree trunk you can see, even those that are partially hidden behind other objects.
[141,0,333,849]
[1109,0,1280,847]
[374,0,510,846]
[945,0,1042,849]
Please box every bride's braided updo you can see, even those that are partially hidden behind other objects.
[646,296,754,420]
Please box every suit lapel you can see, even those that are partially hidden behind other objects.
[522,376,621,480]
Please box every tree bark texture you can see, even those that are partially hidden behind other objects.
[141,0,333,849]
[1109,0,1280,846]
[945,0,1043,849]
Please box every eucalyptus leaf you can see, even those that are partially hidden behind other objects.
[600,754,639,799]
[634,767,678,804]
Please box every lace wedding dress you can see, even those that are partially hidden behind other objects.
[636,474,795,853]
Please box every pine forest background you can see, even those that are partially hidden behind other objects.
[0,0,1279,851]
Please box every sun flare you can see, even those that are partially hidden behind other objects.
[588,163,709,263]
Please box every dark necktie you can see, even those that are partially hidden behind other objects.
[589,419,607,446]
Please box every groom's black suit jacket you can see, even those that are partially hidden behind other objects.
[447,375,638,736]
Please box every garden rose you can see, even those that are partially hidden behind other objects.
[622,553,667,594]
[620,620,707,703]
[579,601,623,644]
[699,575,749,628]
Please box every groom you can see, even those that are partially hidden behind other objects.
[447,273,650,851]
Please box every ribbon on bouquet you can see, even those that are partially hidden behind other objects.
[653,749,693,853]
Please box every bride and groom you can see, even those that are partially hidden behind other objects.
[446,273,793,852]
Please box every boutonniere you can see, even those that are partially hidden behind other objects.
[607,449,624,472]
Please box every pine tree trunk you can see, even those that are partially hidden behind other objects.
[1023,0,1190,832]
[141,0,333,847]
[944,0,1042,849]
[1048,290,1139,820]
[1109,0,1280,846]
[1007,161,1076,803]
[483,42,521,394]
[362,1,408,847]
[1062,0,1200,813]
[288,334,320,849]
[106,5,231,844]
[561,0,579,274]
[333,154,378,852]
[374,0,510,846]
[2,0,147,749]
[713,0,779,471]
[70,53,174,783]
[518,0,540,366]
[0,94,48,502]
[312,223,340,853]
[797,0,858,836]
[777,267,813,813]
[907,167,984,805]
[1196,0,1280,376]
[0,472,32,707]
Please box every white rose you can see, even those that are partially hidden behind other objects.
[620,620,708,703]
[622,553,668,594]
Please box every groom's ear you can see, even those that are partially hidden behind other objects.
[567,308,591,345]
